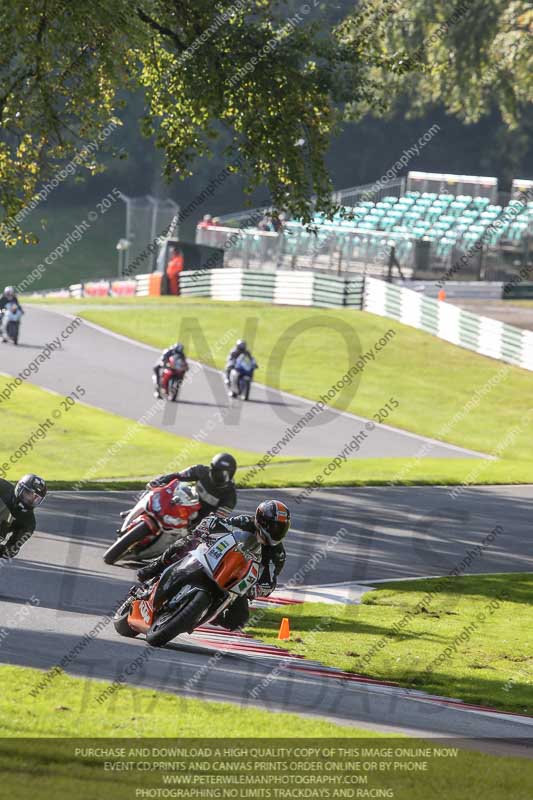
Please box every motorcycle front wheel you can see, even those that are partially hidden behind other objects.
[103,520,154,565]
[113,600,140,638]
[169,377,181,402]
[146,587,211,647]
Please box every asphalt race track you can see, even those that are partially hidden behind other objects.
[0,306,487,459]
[0,487,532,745]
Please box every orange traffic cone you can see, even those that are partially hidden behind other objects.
[278,617,290,641]
[438,288,446,301]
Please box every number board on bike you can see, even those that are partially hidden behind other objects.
[206,534,235,571]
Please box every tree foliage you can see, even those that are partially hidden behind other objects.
[0,0,531,243]
[339,0,533,126]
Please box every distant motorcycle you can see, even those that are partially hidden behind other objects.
[103,480,201,565]
[1,304,22,345]
[160,355,187,401]
[229,353,257,400]
[113,523,262,646]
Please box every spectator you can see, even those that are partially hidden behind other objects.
[166,246,184,295]
[197,214,213,230]
[271,213,285,234]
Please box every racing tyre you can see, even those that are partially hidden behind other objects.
[113,601,139,638]
[243,379,251,401]
[103,521,153,565]
[146,587,211,647]
[169,377,181,402]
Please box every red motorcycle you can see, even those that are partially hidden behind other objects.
[103,480,201,565]
[160,355,187,401]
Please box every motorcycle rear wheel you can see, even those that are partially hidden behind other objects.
[146,588,211,647]
[103,521,153,565]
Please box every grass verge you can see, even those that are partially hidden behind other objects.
[28,296,533,484]
[0,664,378,738]
[247,573,533,715]
[0,377,264,483]
[0,669,531,800]
[5,374,531,488]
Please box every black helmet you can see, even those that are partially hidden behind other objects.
[209,453,237,487]
[236,339,246,353]
[15,474,47,509]
[255,500,290,546]
[173,343,184,355]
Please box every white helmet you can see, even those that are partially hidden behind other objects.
[172,482,201,509]
[4,286,14,296]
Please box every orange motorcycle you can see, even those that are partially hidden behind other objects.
[113,525,261,647]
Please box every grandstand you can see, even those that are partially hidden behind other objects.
[197,172,533,281]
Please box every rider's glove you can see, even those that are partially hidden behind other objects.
[137,560,161,583]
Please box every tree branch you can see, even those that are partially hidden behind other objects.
[136,7,185,50]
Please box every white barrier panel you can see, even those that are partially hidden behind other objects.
[136,274,151,297]
[477,317,504,360]
[211,269,243,301]
[437,301,461,346]
[401,288,422,328]
[274,271,314,306]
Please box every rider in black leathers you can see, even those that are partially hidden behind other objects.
[224,339,257,386]
[153,342,189,398]
[137,500,290,630]
[0,474,47,558]
[147,453,237,521]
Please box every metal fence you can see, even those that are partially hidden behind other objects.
[119,194,180,275]
[208,177,533,282]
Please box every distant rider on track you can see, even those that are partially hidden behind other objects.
[224,339,257,390]
[0,474,47,559]
[137,500,290,629]
[153,342,188,399]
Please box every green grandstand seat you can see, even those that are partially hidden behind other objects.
[421,192,437,201]
[380,217,398,231]
[436,238,455,257]
[487,204,502,215]
[439,215,456,226]
[508,222,528,242]
[382,196,399,205]
[403,210,423,222]
[405,191,421,199]
[426,208,443,223]
[472,196,490,209]
[479,210,499,222]
[457,195,473,204]
[463,230,482,245]
[448,201,468,215]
